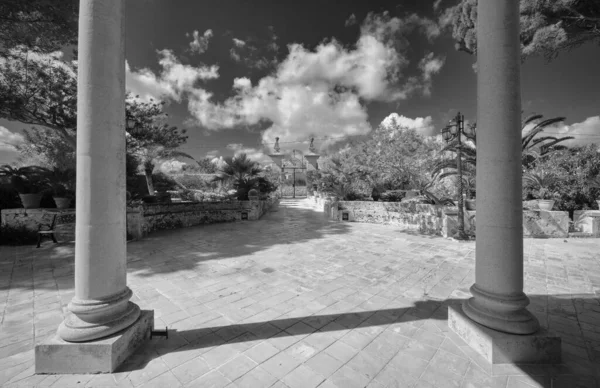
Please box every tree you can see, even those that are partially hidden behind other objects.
[126,97,192,195]
[182,158,217,174]
[212,153,263,200]
[443,0,600,60]
[14,126,75,169]
[0,49,77,147]
[431,114,572,179]
[0,0,79,54]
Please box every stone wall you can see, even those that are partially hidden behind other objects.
[2,198,279,242]
[309,193,573,239]
[572,210,600,237]
[333,200,444,235]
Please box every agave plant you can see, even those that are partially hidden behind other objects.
[522,169,561,200]
[0,165,50,194]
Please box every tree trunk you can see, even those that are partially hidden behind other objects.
[144,168,155,195]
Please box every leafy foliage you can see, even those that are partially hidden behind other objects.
[0,164,50,193]
[212,153,265,200]
[0,0,78,54]
[443,0,600,61]
[0,50,78,147]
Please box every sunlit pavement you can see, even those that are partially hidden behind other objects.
[1,198,599,387]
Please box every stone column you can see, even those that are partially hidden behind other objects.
[462,0,539,334]
[57,0,140,342]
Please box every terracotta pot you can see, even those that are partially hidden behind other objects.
[537,199,555,211]
[465,199,476,211]
[53,197,72,209]
[19,193,43,209]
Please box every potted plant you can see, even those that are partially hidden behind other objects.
[47,168,75,209]
[523,170,560,211]
[0,165,50,209]
[463,176,476,211]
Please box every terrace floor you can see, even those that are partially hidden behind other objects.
[1,198,599,387]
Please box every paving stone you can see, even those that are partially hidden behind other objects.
[0,199,598,386]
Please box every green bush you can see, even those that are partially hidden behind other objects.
[380,190,406,202]
[0,184,20,210]
[0,225,38,245]
[174,174,218,190]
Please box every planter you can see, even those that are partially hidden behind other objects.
[538,199,555,211]
[465,199,476,211]
[597,200,600,210]
[19,193,43,209]
[53,197,72,209]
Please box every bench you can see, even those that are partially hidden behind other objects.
[37,212,76,248]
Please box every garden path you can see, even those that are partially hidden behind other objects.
[0,198,599,387]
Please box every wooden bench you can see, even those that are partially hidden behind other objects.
[37,212,76,248]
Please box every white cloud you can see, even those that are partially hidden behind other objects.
[433,0,444,11]
[185,13,443,153]
[380,113,436,135]
[159,160,187,173]
[126,49,219,101]
[0,126,24,152]
[232,38,246,48]
[225,143,270,164]
[187,29,213,54]
[205,149,219,158]
[345,14,357,27]
[550,116,600,148]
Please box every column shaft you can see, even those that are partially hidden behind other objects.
[462,0,539,334]
[58,0,140,342]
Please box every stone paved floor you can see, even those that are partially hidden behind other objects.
[1,198,599,388]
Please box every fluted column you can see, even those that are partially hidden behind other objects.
[462,0,540,334]
[58,0,140,342]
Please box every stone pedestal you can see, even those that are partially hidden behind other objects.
[36,310,153,374]
[449,306,561,364]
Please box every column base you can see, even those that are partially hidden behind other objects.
[35,310,154,374]
[448,305,561,364]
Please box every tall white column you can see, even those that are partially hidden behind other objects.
[462,0,540,334]
[58,0,140,342]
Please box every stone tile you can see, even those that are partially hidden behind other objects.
[244,341,280,364]
[171,356,211,384]
[260,351,303,379]
[185,370,231,388]
[232,365,277,387]
[304,351,344,378]
[216,354,257,382]
[282,365,325,388]
[329,365,371,388]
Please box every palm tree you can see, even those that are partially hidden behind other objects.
[522,169,560,200]
[212,153,263,200]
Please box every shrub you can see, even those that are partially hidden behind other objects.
[0,225,38,245]
[0,184,20,210]
[173,173,218,190]
[380,190,406,202]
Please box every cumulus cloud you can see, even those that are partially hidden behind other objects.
[159,160,187,173]
[229,27,279,70]
[225,143,270,164]
[380,113,436,135]
[205,149,219,158]
[549,116,600,148]
[126,49,219,101]
[0,126,24,152]
[433,0,444,11]
[184,12,444,152]
[187,29,213,54]
[345,14,357,27]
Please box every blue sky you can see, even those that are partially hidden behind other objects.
[1,0,599,166]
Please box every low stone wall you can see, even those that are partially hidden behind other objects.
[443,209,570,238]
[308,194,572,239]
[572,210,600,237]
[2,197,279,242]
[333,201,444,235]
